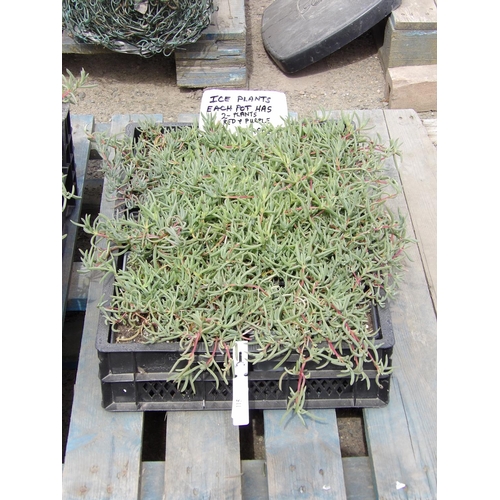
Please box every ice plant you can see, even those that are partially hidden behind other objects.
[78,115,412,420]
[62,68,95,104]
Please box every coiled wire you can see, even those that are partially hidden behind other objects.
[62,0,214,57]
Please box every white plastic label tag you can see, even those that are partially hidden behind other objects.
[232,341,249,426]
[199,89,288,132]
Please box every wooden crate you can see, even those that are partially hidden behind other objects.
[63,109,437,500]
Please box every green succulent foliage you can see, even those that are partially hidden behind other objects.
[78,115,413,420]
[62,68,95,104]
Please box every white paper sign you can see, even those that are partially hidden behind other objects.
[199,89,288,131]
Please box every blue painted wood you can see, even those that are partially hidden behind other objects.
[62,265,144,499]
[364,110,436,500]
[379,15,437,69]
[62,115,163,500]
[329,109,436,499]
[175,66,247,89]
[342,457,376,500]
[67,263,90,312]
[241,460,269,500]
[263,409,347,499]
[164,411,242,499]
[137,458,375,500]
[140,462,164,500]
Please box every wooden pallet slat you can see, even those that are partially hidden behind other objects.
[392,0,437,30]
[62,30,111,54]
[241,460,269,500]
[201,0,246,41]
[365,377,437,499]
[371,0,438,112]
[363,109,436,499]
[174,65,247,88]
[164,411,242,499]
[342,457,376,500]
[175,40,246,62]
[384,108,437,309]
[378,0,437,70]
[62,114,163,500]
[263,409,347,500]
[140,462,165,500]
[318,109,436,499]
[62,269,144,500]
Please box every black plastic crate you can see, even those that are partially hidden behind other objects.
[96,122,396,411]
[125,121,192,142]
[97,273,394,411]
[62,104,78,218]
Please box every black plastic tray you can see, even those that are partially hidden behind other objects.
[97,289,394,411]
[62,104,77,218]
[261,0,402,73]
[94,121,396,411]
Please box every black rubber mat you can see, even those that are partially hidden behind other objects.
[261,0,401,73]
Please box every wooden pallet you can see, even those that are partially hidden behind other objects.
[62,109,437,500]
[62,0,246,89]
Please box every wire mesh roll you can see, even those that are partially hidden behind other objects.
[62,0,214,57]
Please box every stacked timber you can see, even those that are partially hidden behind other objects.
[375,0,437,111]
[174,0,246,88]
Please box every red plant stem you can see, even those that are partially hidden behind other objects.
[291,339,314,406]
[206,338,219,366]
[296,359,307,398]
[392,248,403,259]
[189,327,203,357]
[353,272,362,287]
[223,342,232,361]
[373,194,396,204]
[327,340,346,364]
[344,320,361,344]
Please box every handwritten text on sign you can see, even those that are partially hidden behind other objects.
[199,90,288,130]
